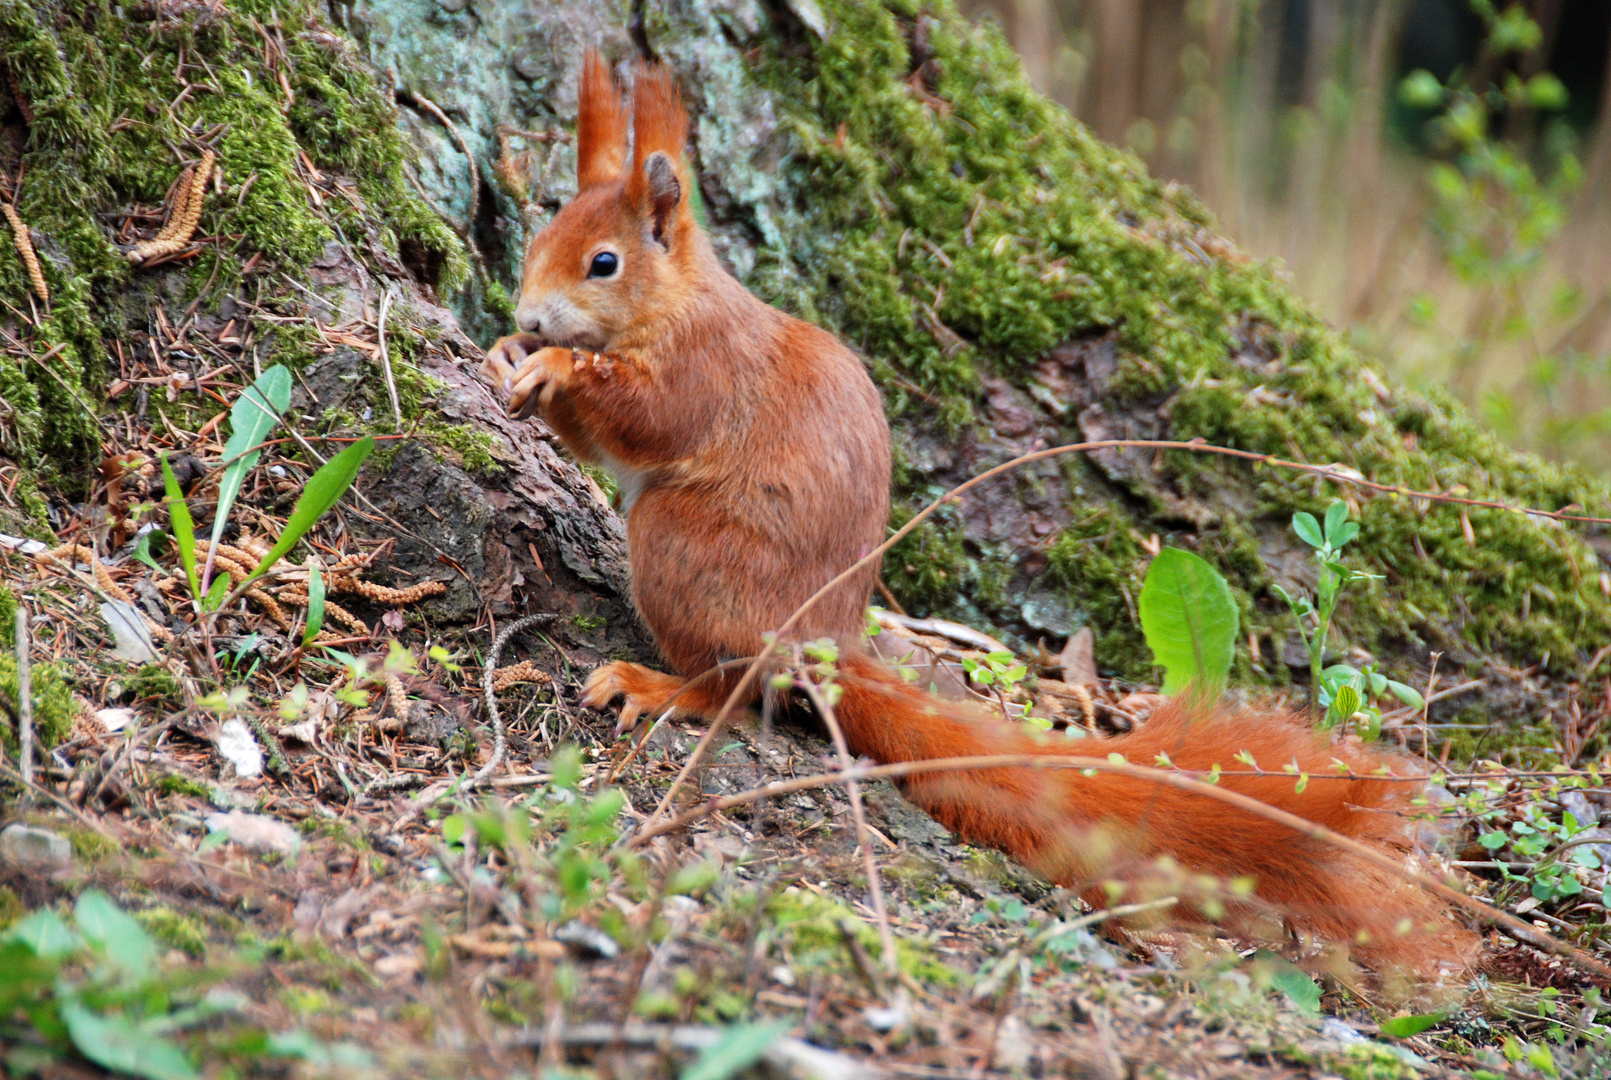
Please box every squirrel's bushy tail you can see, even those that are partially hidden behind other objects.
[832,651,1475,977]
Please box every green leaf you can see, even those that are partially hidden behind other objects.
[75,891,157,982]
[202,572,230,612]
[248,437,375,584]
[1385,680,1425,709]
[1291,512,1323,549]
[61,1000,198,1080]
[1329,521,1359,549]
[133,530,169,575]
[1380,1012,1444,1038]
[160,454,199,601]
[1322,502,1349,543]
[1478,831,1507,850]
[666,859,720,897]
[682,1020,791,1080]
[300,567,326,648]
[1326,685,1362,729]
[206,366,291,585]
[1398,69,1445,108]
[1138,548,1238,697]
[4,908,80,960]
[1526,72,1568,110]
[1270,966,1321,1015]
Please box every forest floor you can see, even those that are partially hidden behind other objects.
[3,336,1611,1080]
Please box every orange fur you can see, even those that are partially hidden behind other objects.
[577,51,627,190]
[482,51,1476,983]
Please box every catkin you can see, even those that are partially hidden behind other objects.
[128,149,215,265]
[491,660,551,692]
[3,203,48,305]
[327,574,447,605]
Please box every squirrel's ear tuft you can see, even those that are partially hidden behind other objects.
[626,62,690,240]
[642,152,682,245]
[577,49,627,189]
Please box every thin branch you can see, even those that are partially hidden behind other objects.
[795,650,898,980]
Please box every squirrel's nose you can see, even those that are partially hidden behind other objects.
[514,303,542,334]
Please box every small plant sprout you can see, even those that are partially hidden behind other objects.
[1271,501,1414,731]
[962,650,1029,716]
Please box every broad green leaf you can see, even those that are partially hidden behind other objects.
[206,366,291,584]
[4,908,80,960]
[1269,966,1321,1015]
[1326,685,1362,729]
[1478,831,1507,850]
[1291,512,1323,550]
[1385,680,1426,709]
[249,437,374,583]
[1380,1012,1444,1038]
[1323,502,1349,543]
[300,566,326,647]
[1138,548,1238,697]
[75,891,157,982]
[160,454,199,600]
[61,1001,198,1080]
[202,572,230,612]
[682,1021,790,1080]
[1329,521,1359,549]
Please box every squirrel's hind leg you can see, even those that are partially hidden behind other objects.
[583,661,749,736]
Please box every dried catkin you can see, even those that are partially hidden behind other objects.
[327,574,447,605]
[128,149,215,265]
[491,660,551,692]
[3,203,48,305]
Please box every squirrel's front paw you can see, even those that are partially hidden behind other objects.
[504,346,581,419]
[480,332,545,394]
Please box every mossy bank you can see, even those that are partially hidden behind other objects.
[1,0,1608,735]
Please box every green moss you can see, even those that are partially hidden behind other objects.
[751,0,1611,689]
[136,907,210,957]
[0,886,22,930]
[0,585,14,648]
[0,0,464,497]
[1043,508,1147,678]
[766,885,956,987]
[126,664,181,706]
[66,826,117,863]
[0,652,73,752]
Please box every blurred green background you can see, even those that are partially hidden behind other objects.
[961,0,1611,469]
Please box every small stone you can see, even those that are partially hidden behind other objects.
[0,823,73,869]
[554,919,619,959]
[436,0,465,11]
[204,811,300,856]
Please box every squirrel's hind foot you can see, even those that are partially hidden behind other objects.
[582,661,687,736]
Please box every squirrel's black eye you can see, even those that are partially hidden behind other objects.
[588,251,619,278]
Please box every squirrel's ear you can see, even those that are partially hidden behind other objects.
[642,151,681,245]
[626,62,690,244]
[576,49,627,190]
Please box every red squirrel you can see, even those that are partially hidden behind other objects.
[481,53,1475,978]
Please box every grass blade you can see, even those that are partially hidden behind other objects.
[160,453,199,601]
[301,566,325,647]
[203,366,290,591]
[248,437,374,584]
